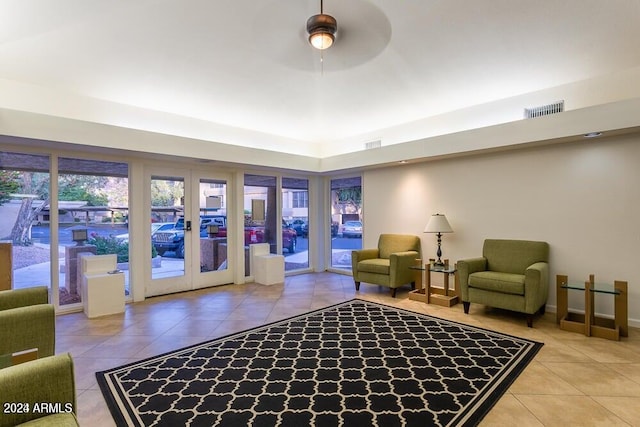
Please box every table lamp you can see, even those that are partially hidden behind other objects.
[424,214,453,267]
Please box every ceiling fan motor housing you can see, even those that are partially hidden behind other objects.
[307,13,337,48]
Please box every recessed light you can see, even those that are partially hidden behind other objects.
[399,160,408,164]
[584,132,602,138]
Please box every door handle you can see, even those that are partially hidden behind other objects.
[186,220,192,231]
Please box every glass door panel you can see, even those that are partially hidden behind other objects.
[193,175,233,289]
[148,172,189,296]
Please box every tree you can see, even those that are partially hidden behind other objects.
[151,179,184,207]
[334,187,362,215]
[0,170,20,206]
[58,175,109,206]
[10,172,50,246]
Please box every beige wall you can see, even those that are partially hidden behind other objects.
[362,133,640,326]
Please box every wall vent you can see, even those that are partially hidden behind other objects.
[524,100,564,119]
[364,140,381,150]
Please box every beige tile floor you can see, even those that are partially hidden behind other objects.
[55,272,640,426]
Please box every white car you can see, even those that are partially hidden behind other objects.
[116,222,176,244]
[341,220,362,238]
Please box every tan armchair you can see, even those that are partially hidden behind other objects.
[457,239,549,327]
[0,286,55,359]
[352,234,421,297]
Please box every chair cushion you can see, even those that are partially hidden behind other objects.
[357,259,390,275]
[468,271,525,295]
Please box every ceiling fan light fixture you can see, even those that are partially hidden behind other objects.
[307,13,337,50]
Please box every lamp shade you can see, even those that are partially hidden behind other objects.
[424,214,453,233]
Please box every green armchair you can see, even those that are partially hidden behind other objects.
[0,353,78,426]
[457,239,549,327]
[0,287,55,358]
[352,234,421,297]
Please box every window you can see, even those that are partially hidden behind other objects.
[330,176,362,270]
[292,191,308,208]
[58,157,129,305]
[244,174,277,276]
[283,178,309,271]
[0,151,51,292]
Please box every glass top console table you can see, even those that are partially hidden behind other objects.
[409,259,459,307]
[556,274,628,341]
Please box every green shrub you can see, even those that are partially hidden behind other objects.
[88,234,157,263]
[87,234,128,263]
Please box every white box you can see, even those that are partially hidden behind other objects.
[250,243,284,285]
[80,254,125,318]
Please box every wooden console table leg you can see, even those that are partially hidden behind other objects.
[585,280,592,337]
[556,275,568,324]
[443,271,450,297]
[453,268,459,297]
[425,263,431,304]
[413,259,423,292]
[615,280,628,337]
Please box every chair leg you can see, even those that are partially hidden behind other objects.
[463,301,470,314]
[354,281,360,291]
[410,281,416,290]
[539,305,546,315]
[390,288,397,298]
[526,314,533,328]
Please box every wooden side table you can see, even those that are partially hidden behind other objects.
[408,259,458,307]
[425,260,458,307]
[556,274,628,341]
[0,242,12,291]
[0,348,38,369]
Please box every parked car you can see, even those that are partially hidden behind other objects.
[246,220,297,254]
[116,222,175,244]
[341,220,362,238]
[152,215,226,258]
[153,215,297,258]
[330,222,339,237]
[290,219,308,237]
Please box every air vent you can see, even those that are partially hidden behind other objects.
[524,100,564,119]
[364,140,381,150]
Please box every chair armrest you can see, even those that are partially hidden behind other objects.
[0,305,55,358]
[352,248,379,262]
[389,251,421,286]
[0,286,49,311]
[0,353,77,427]
[524,262,549,313]
[456,257,487,301]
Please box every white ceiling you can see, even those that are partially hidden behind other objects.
[1,0,640,159]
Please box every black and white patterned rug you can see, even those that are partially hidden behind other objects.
[97,299,542,427]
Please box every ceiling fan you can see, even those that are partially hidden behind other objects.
[252,0,392,73]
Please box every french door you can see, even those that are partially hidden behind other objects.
[146,167,233,297]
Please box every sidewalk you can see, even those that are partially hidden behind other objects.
[12,248,351,290]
